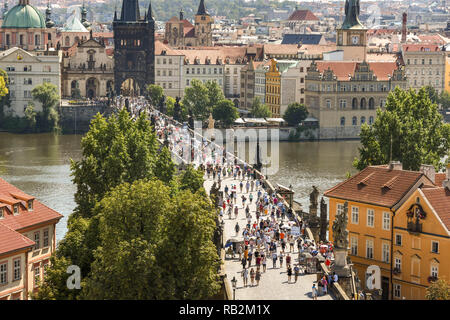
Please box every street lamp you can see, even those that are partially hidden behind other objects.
[221,220,225,248]
[231,276,237,300]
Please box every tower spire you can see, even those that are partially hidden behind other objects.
[120,0,140,22]
[197,0,208,16]
[45,0,55,28]
[147,1,154,21]
[341,0,364,30]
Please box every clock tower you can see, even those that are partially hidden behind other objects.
[337,0,367,61]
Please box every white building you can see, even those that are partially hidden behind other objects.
[155,41,185,98]
[0,47,61,117]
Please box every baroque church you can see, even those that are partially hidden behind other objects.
[164,0,213,47]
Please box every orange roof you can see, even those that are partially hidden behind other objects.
[435,173,446,187]
[422,187,450,231]
[93,32,113,38]
[324,166,431,208]
[288,10,319,21]
[0,177,63,232]
[315,61,399,81]
[0,223,34,256]
[155,40,184,56]
[179,46,248,65]
[402,44,442,52]
[264,44,299,55]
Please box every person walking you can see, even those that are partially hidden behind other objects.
[239,181,243,193]
[235,222,240,236]
[234,205,239,219]
[272,252,277,268]
[279,252,284,268]
[321,276,328,295]
[250,268,255,287]
[312,284,318,300]
[241,256,247,269]
[246,181,250,193]
[242,268,248,287]
[262,254,267,272]
[294,265,300,283]
[255,269,261,286]
[287,265,292,283]
[286,253,291,270]
[251,180,255,192]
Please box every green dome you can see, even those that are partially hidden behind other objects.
[2,4,46,29]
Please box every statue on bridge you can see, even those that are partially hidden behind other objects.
[332,201,349,249]
[158,96,166,114]
[210,182,221,208]
[319,197,328,242]
[173,97,182,121]
[309,186,319,217]
[188,109,194,129]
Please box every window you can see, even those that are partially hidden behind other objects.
[169,59,172,64]
[340,117,345,126]
[382,243,390,263]
[393,284,401,298]
[0,262,7,284]
[369,116,374,125]
[13,204,19,215]
[366,239,374,259]
[351,207,359,224]
[163,59,166,64]
[34,232,40,250]
[361,116,366,124]
[34,266,40,287]
[168,70,172,76]
[431,241,439,253]
[43,262,49,278]
[186,79,190,86]
[351,236,358,255]
[0,207,3,219]
[43,229,49,248]
[13,259,21,281]
[352,116,357,126]
[394,257,401,271]
[186,68,189,74]
[382,212,390,230]
[157,70,160,76]
[431,265,438,278]
[367,209,374,227]
[395,234,402,246]
[326,99,331,108]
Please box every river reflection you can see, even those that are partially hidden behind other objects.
[0,132,360,241]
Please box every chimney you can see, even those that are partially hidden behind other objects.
[401,12,407,43]
[420,164,435,184]
[443,162,450,190]
[388,161,402,171]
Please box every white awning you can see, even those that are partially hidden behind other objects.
[243,118,267,124]
[265,118,285,123]
[234,118,245,124]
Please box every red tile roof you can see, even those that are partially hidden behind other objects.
[288,10,319,21]
[435,173,446,187]
[0,177,63,232]
[0,223,34,256]
[324,166,430,208]
[315,61,399,81]
[402,44,442,52]
[422,187,450,231]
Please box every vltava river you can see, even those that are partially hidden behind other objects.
[0,132,360,241]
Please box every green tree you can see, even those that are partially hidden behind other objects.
[425,278,450,300]
[146,84,164,107]
[250,97,272,118]
[182,79,210,120]
[439,90,450,110]
[32,82,60,132]
[23,102,37,132]
[165,96,176,116]
[179,164,205,194]
[154,146,176,184]
[71,88,82,99]
[423,85,439,104]
[283,102,308,126]
[353,87,450,171]
[205,80,225,110]
[212,99,239,126]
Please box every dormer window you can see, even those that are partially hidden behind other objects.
[28,200,34,211]
[13,204,19,215]
[0,207,3,219]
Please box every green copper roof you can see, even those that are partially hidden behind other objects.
[62,15,88,32]
[341,0,365,30]
[2,4,46,29]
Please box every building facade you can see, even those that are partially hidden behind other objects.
[0,177,63,300]
[155,41,185,98]
[112,0,155,96]
[265,58,281,117]
[0,47,61,117]
[305,60,407,139]
[324,162,450,300]
[402,44,447,94]
[61,36,114,99]
[194,0,213,47]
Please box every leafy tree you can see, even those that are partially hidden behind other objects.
[423,85,439,104]
[212,99,239,126]
[23,102,37,131]
[425,278,450,300]
[154,146,176,184]
[440,90,450,110]
[165,96,176,117]
[353,87,450,171]
[182,79,210,120]
[179,165,205,194]
[205,80,225,110]
[250,97,272,118]
[32,82,60,132]
[71,88,82,99]
[283,102,308,126]
[146,84,164,107]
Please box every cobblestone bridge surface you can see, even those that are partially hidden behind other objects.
[150,109,333,300]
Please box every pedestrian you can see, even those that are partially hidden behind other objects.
[256,253,261,271]
[272,252,277,268]
[262,254,267,272]
[241,256,247,269]
[242,268,248,287]
[234,205,239,219]
[294,265,300,283]
[239,181,243,193]
[333,272,338,285]
[279,252,284,268]
[251,180,255,192]
[286,253,291,269]
[287,265,292,283]
[312,283,318,300]
[248,251,253,267]
[321,276,328,295]
[250,268,255,286]
[235,222,240,236]
[255,269,261,286]
[246,181,250,193]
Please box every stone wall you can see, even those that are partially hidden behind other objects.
[319,125,361,140]
[59,104,110,134]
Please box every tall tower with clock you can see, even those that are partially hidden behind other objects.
[336,0,367,61]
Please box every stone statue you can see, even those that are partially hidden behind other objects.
[173,97,181,121]
[208,113,215,129]
[309,186,319,212]
[332,201,349,249]
[188,109,194,129]
[319,197,328,242]
[210,182,220,207]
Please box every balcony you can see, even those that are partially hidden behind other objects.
[407,221,422,233]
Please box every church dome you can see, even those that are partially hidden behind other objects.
[2,4,46,29]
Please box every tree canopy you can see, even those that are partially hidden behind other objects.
[353,87,450,171]
[250,97,272,118]
[146,84,164,107]
[182,79,211,120]
[212,99,239,126]
[283,103,308,126]
[32,82,60,132]
[425,278,449,300]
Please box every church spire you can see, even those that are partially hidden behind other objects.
[197,0,208,16]
[147,1,154,21]
[45,0,55,28]
[120,0,140,22]
[81,0,91,28]
[341,0,364,30]
[3,0,8,20]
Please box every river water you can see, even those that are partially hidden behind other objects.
[0,132,360,241]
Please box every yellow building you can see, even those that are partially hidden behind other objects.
[265,58,281,117]
[445,52,450,94]
[324,161,450,300]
